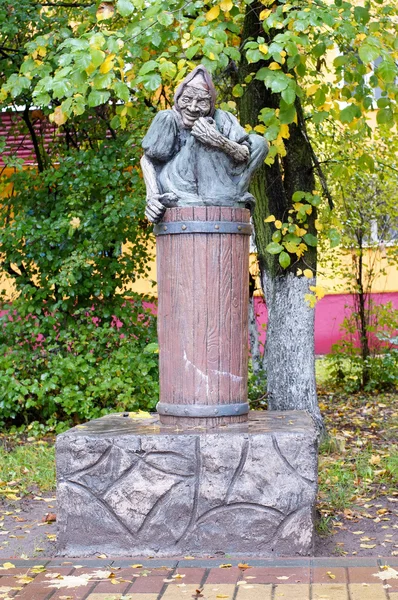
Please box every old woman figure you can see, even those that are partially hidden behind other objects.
[141,65,268,222]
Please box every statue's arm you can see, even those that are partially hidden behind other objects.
[191,117,249,163]
[140,155,178,223]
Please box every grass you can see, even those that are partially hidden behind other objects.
[0,438,55,499]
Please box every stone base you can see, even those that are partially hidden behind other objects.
[56,411,318,557]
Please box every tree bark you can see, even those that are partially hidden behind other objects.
[238,0,324,434]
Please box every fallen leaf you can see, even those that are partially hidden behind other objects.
[0,563,15,570]
[42,513,56,523]
[373,567,398,581]
[360,544,376,549]
[47,575,92,589]
[327,571,336,579]
[219,564,232,568]
[277,576,290,580]
[131,564,143,568]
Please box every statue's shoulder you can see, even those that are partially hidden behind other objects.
[150,109,179,125]
[214,109,248,142]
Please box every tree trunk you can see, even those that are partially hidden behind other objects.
[239,0,324,434]
[249,295,263,379]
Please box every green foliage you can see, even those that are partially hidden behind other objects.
[0,304,159,429]
[326,303,398,393]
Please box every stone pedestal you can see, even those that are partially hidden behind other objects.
[56,411,318,557]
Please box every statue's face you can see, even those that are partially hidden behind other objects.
[177,85,212,128]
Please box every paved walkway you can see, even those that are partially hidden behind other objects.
[0,556,397,600]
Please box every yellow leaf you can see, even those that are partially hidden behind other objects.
[297,268,303,276]
[297,244,308,258]
[303,269,313,278]
[306,84,319,97]
[220,0,233,11]
[293,202,303,211]
[50,106,67,126]
[269,62,281,70]
[131,564,143,568]
[360,544,376,549]
[96,2,115,21]
[280,124,290,139]
[264,215,276,223]
[259,8,271,19]
[206,5,220,20]
[216,596,230,599]
[309,285,326,300]
[273,136,286,157]
[172,573,185,579]
[100,53,115,74]
[259,44,269,55]
[275,220,282,229]
[254,124,266,134]
[17,576,34,584]
[369,455,381,465]
[304,293,316,308]
[305,205,313,215]
[1,563,15,570]
[314,219,323,231]
[110,578,120,584]
[219,563,232,568]
[128,410,152,419]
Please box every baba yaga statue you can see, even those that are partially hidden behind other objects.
[141,65,268,223]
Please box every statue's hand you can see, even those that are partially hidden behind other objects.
[145,193,178,223]
[191,117,223,149]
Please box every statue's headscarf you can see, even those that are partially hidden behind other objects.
[173,65,217,117]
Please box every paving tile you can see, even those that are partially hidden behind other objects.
[273,583,310,599]
[161,583,205,599]
[243,567,309,584]
[12,588,52,599]
[128,574,165,594]
[235,583,272,599]
[347,566,382,583]
[205,567,241,584]
[349,583,388,600]
[312,567,347,583]
[87,595,158,600]
[170,568,206,584]
[389,593,398,599]
[312,583,348,600]
[48,587,96,600]
[90,578,130,595]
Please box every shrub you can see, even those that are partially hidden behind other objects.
[0,302,159,431]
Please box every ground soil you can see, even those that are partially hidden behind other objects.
[1,493,397,560]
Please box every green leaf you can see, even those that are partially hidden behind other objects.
[279,251,291,268]
[328,228,341,248]
[157,11,173,26]
[266,242,283,254]
[376,60,397,84]
[358,44,380,64]
[232,84,244,98]
[113,80,130,102]
[358,153,375,172]
[138,60,158,76]
[87,89,111,107]
[281,86,296,105]
[376,107,394,126]
[185,44,201,60]
[292,191,305,202]
[354,6,370,24]
[340,104,360,124]
[93,72,113,90]
[141,72,161,91]
[272,230,282,242]
[303,233,317,247]
[279,101,296,124]
[159,61,177,79]
[116,0,135,17]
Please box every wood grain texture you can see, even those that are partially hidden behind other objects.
[157,207,250,427]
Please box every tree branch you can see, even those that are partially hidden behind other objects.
[22,106,45,173]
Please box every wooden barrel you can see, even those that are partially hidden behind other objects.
[155,206,251,427]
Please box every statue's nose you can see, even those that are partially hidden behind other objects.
[189,98,200,112]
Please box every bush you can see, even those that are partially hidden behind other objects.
[0,302,159,431]
[326,302,398,393]
[0,133,159,431]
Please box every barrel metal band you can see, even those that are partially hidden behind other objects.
[156,402,249,418]
[154,221,252,236]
